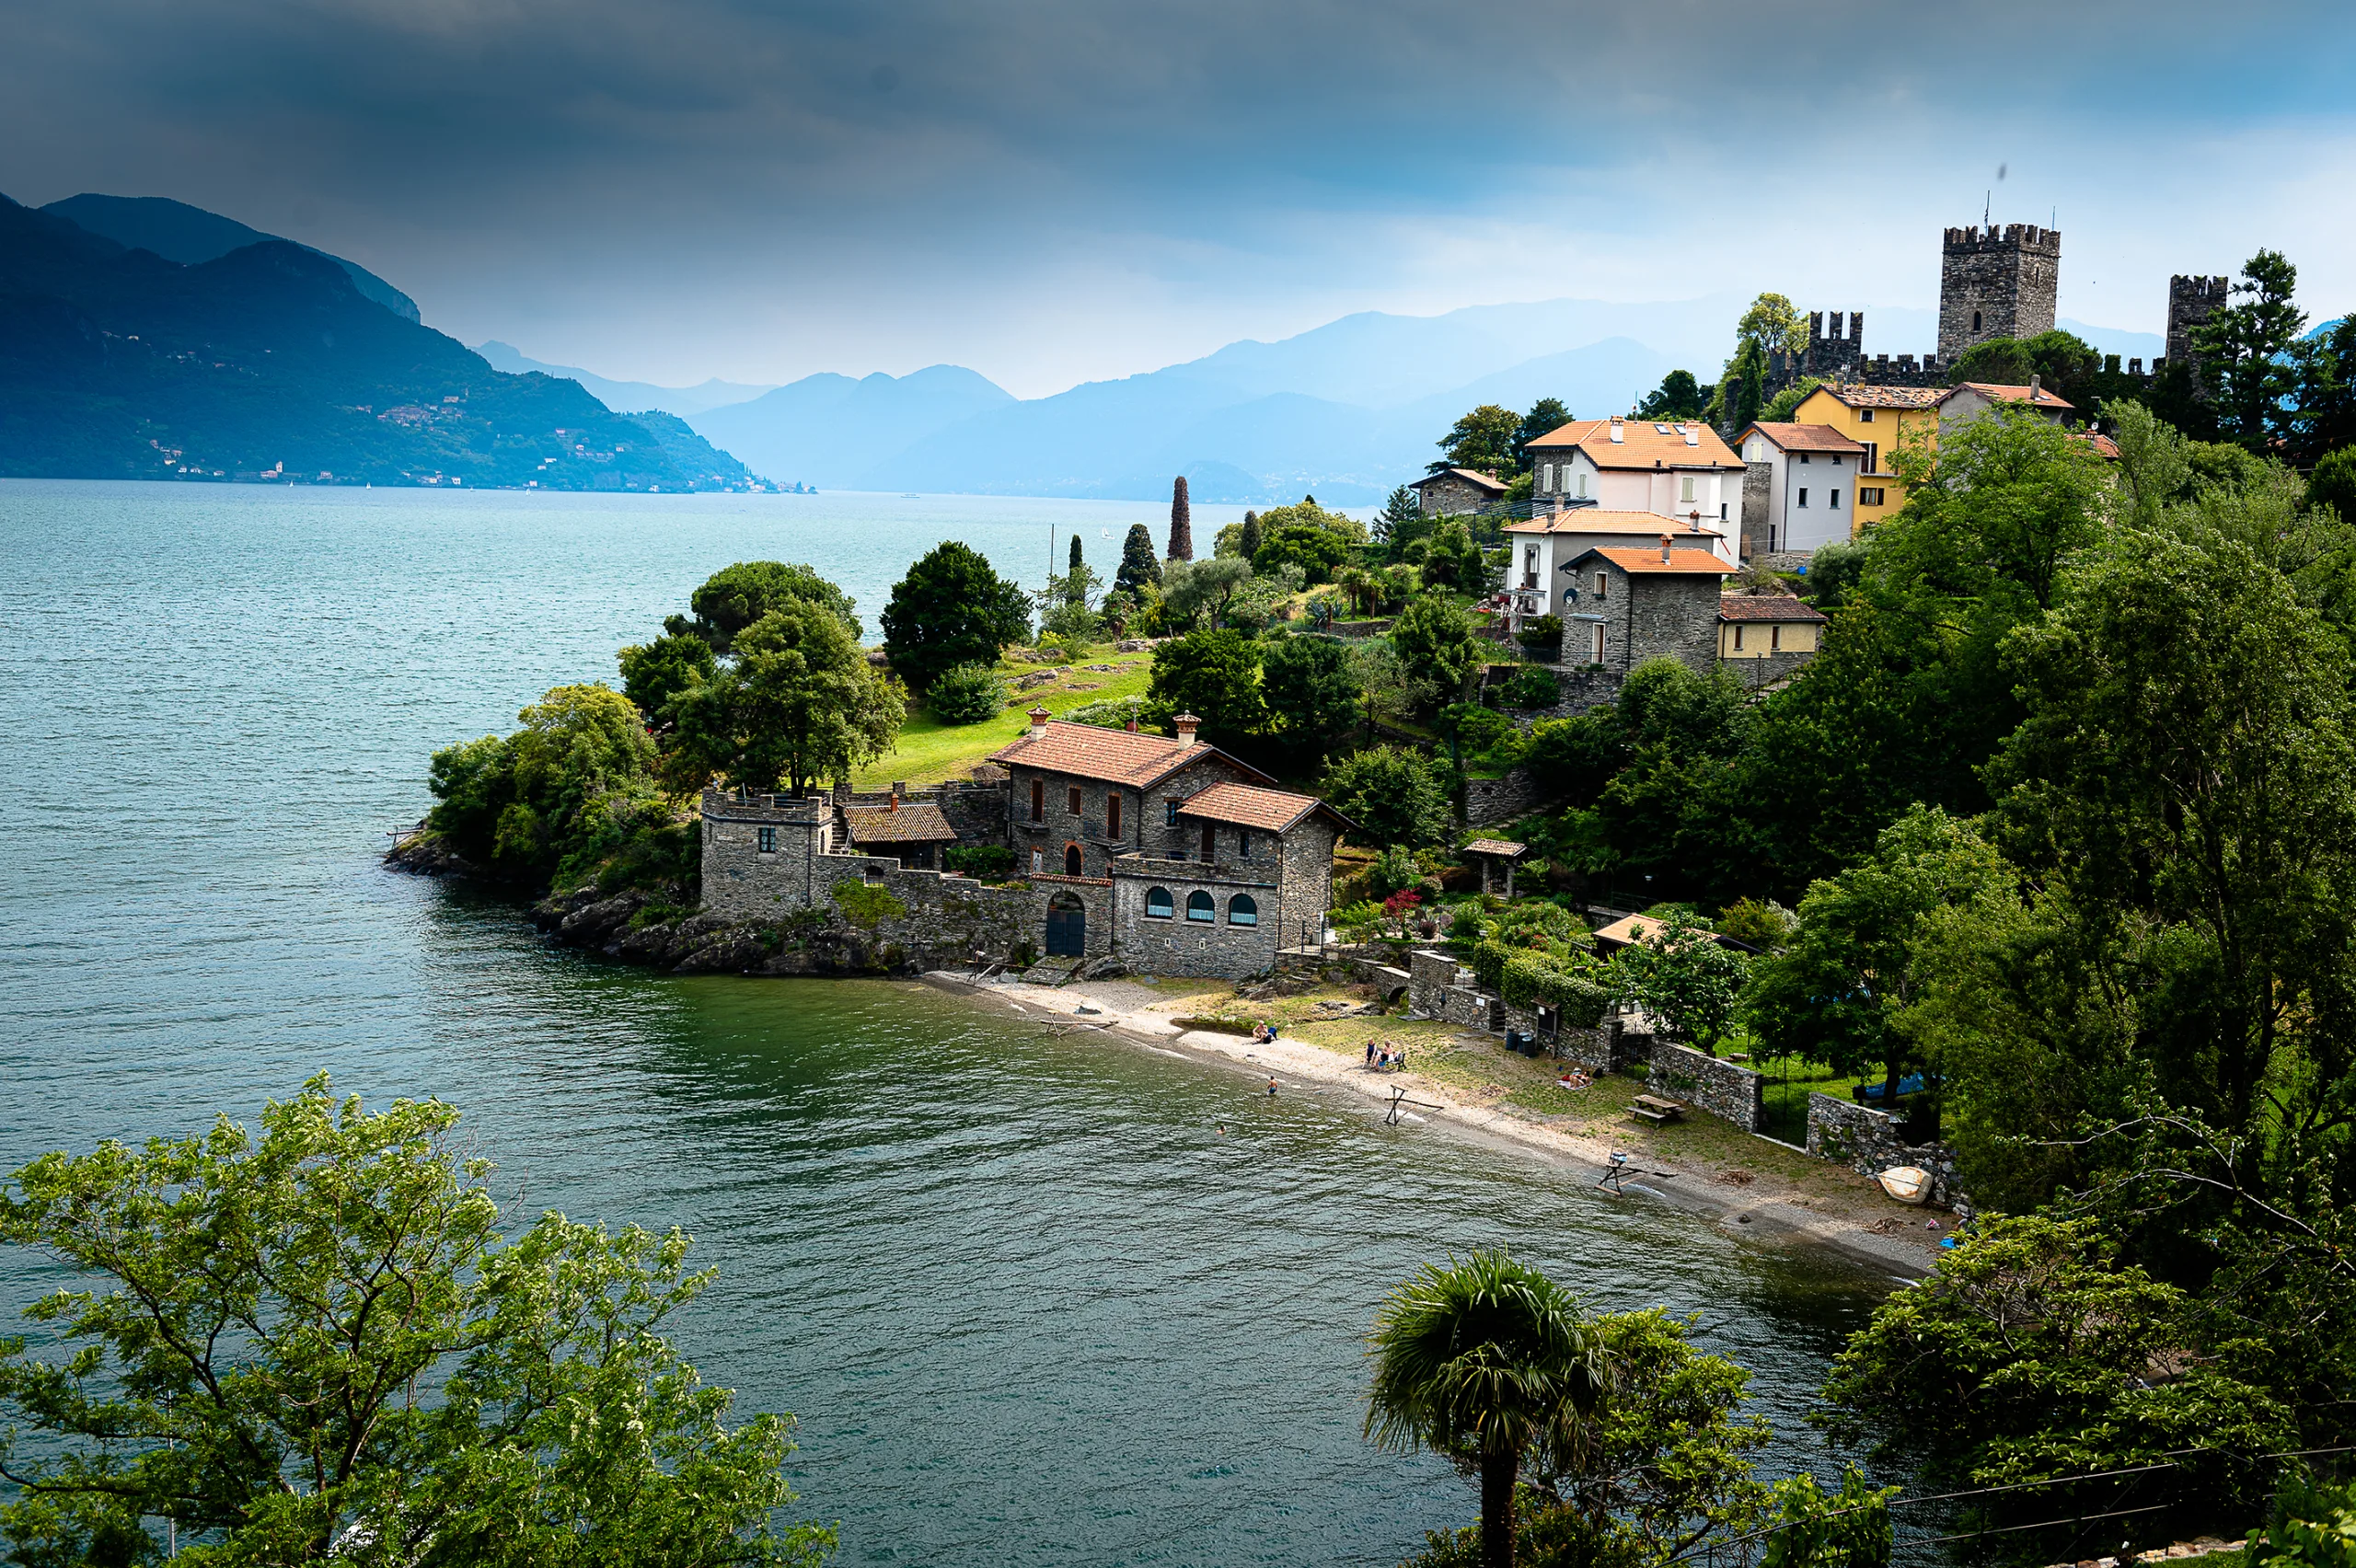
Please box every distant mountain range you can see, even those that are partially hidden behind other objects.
[474,340,778,418]
[0,193,764,490]
[42,194,424,325]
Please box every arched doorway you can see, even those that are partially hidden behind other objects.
[1063,843,1083,877]
[1045,892,1086,957]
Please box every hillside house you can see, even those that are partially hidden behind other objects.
[1524,417,1747,532]
[1114,781,1355,975]
[1558,537,1736,677]
[1718,595,1828,688]
[1499,509,1728,632]
[1735,422,1867,558]
[1784,385,1946,527]
[1934,379,2073,435]
[1411,467,1510,516]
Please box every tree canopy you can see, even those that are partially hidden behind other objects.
[679,560,860,651]
[0,1078,833,1568]
[880,541,1033,688]
[668,602,905,793]
[1431,405,1520,478]
[1146,629,1265,739]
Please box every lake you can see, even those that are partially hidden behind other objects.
[0,481,1890,1565]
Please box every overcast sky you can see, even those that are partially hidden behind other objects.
[5,0,2351,397]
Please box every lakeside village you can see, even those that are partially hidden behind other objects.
[375,216,2356,1566]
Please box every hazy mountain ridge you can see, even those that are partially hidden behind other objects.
[476,340,777,418]
[0,193,759,490]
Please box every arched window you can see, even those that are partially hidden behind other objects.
[1144,886,1174,919]
[1228,894,1258,927]
[1064,843,1083,877]
[1185,891,1215,922]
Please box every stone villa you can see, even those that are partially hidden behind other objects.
[698,707,1354,979]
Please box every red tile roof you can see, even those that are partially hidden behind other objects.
[1946,381,2073,411]
[1809,384,1948,409]
[987,721,1271,789]
[844,801,960,844]
[1175,780,1325,833]
[1718,596,1828,623]
[1571,545,1739,576]
[1411,467,1508,493]
[1738,421,1866,455]
[1524,418,1745,471]
[1462,838,1526,858]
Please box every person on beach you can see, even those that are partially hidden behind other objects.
[1266,1075,1278,1097]
[1365,1040,1377,1066]
[1252,1020,1276,1044]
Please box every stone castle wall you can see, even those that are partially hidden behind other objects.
[2167,274,2231,366]
[1937,223,2061,361]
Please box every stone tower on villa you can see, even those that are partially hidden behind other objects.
[1936,224,2061,361]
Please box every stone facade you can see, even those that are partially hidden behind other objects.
[1464,767,1559,827]
[1805,1093,1964,1210]
[1412,469,1508,516]
[1004,748,1251,879]
[1561,552,1728,684]
[1740,460,1773,559]
[1937,223,2061,362]
[1724,649,1816,690]
[2166,274,2231,370]
[1112,855,1281,978]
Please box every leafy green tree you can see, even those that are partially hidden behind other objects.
[1146,629,1264,737]
[1238,510,1265,561]
[1115,523,1162,594]
[1513,398,1571,472]
[615,631,715,723]
[1157,556,1254,631]
[1499,665,1558,709]
[1254,523,1352,583]
[1421,524,1496,596]
[1947,335,2036,386]
[1252,499,1369,546]
[1758,375,1823,423]
[880,541,1032,689]
[1734,293,1807,361]
[680,560,860,651]
[1611,908,1749,1053]
[0,1078,833,1568]
[1392,594,1484,698]
[1756,1470,1897,1568]
[1367,1250,1604,1568]
[1742,805,2010,1098]
[668,602,904,794]
[1260,634,1362,747]
[1714,897,1795,952]
[1322,745,1452,847]
[2296,317,2356,464]
[1819,1215,2291,1488]
[1431,405,1521,478]
[2190,248,2308,454]
[2309,445,2356,526]
[426,684,663,883]
[1585,660,1756,899]
[926,661,1007,725]
[1634,373,1703,421]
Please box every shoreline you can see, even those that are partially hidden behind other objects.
[921,970,1944,1281]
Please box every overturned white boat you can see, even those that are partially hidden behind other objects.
[1876,1165,1933,1205]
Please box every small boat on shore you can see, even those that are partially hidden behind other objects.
[1877,1166,1932,1205]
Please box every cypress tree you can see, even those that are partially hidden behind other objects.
[1116,524,1161,594]
[1169,476,1194,561]
[1069,534,1084,571]
[1239,510,1264,561]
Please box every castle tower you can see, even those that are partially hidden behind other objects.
[1937,224,2061,361]
[2166,275,2231,364]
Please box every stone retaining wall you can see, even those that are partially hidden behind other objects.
[1806,1094,1964,1210]
[1464,767,1557,827]
[1646,1042,1763,1133]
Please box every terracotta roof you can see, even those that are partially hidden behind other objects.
[987,720,1272,790]
[1807,384,1947,409]
[1945,381,2073,411]
[2075,431,2123,459]
[844,801,960,844]
[1175,780,1329,834]
[1593,914,1666,947]
[1718,596,1828,623]
[1738,421,1866,455]
[1569,545,1738,576]
[1411,467,1508,493]
[1504,509,1725,538]
[1524,418,1745,471]
[1461,838,1526,858]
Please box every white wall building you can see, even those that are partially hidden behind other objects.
[1735,422,1867,556]
[1524,416,1749,536]
[1499,510,1728,629]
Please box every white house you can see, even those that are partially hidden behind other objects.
[1524,417,1749,533]
[1499,509,1729,630]
[1735,422,1867,556]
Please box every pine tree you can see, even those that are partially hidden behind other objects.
[1169,476,1194,561]
[1240,510,1264,561]
[1116,524,1162,594]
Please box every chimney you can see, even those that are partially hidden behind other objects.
[1173,712,1200,747]
[1125,717,1139,733]
[1609,416,1624,444]
[1660,534,1674,564]
[888,789,899,812]
[2028,374,2041,402]
[1027,704,1050,740]
[1682,422,1700,447]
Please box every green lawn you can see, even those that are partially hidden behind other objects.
[852,650,1156,789]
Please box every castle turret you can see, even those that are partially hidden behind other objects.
[2166,274,2231,366]
[1938,224,2061,361]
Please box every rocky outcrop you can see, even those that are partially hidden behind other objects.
[384,826,476,878]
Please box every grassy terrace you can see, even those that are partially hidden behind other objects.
[1149,984,1874,1201]
[852,648,1155,789]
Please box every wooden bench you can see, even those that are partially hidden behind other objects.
[1631,1093,1684,1124]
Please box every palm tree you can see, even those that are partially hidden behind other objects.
[1366,1251,1604,1568]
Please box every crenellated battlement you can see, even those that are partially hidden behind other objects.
[1943,223,2062,255]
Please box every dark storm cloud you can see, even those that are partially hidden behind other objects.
[6,0,2351,388]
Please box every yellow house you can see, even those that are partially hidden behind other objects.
[1784,385,1946,529]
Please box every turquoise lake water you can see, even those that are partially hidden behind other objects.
[0,481,1891,1565]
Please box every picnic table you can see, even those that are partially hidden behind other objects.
[1630,1093,1684,1124]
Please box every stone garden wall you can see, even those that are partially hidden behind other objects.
[1645,1042,1763,1133]
[1806,1094,1965,1210]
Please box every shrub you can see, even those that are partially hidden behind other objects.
[927,662,1008,725]
[1500,664,1560,709]
[1500,955,1613,1026]
[1515,613,1564,656]
[943,844,1015,880]
[1368,844,1421,899]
